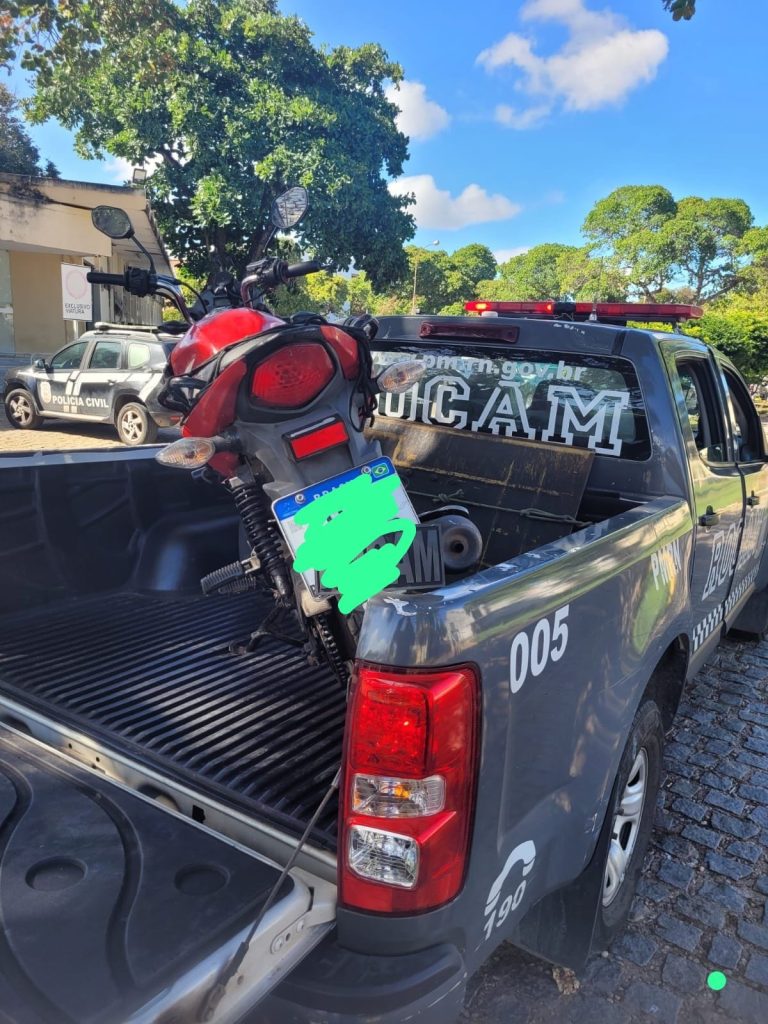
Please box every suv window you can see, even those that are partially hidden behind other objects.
[127,342,152,369]
[675,358,728,462]
[50,341,87,371]
[89,340,123,370]
[723,366,764,462]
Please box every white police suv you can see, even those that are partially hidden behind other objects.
[3,323,180,445]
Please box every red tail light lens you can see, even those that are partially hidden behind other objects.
[287,417,349,460]
[320,325,360,380]
[251,343,334,407]
[340,664,479,913]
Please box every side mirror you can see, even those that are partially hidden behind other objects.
[33,357,47,370]
[271,186,308,231]
[92,205,134,240]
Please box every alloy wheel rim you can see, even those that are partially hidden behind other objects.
[120,409,143,442]
[602,747,648,907]
[9,395,33,426]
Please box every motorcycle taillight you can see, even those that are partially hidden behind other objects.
[251,343,335,407]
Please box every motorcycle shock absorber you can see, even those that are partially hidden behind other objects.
[230,480,292,601]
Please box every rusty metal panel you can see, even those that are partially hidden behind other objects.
[367,419,594,566]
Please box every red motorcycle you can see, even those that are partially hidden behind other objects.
[87,189,428,685]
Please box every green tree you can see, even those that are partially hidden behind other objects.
[449,244,497,295]
[583,185,677,299]
[663,197,753,303]
[435,243,497,313]
[583,186,756,303]
[684,310,768,380]
[399,245,450,313]
[474,243,581,301]
[0,83,58,176]
[2,0,413,285]
[663,1,696,20]
[734,226,768,307]
[346,272,375,316]
[554,246,628,301]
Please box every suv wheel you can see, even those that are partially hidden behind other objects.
[115,402,158,445]
[595,699,663,945]
[4,389,42,430]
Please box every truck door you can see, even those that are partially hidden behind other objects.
[75,338,124,419]
[668,353,746,663]
[39,340,88,414]
[715,359,768,625]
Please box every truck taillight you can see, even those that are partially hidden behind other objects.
[339,664,479,913]
[251,343,334,407]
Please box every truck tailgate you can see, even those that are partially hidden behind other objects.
[0,723,332,1024]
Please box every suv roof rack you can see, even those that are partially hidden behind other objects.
[93,322,168,335]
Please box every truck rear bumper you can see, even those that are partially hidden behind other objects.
[257,934,467,1024]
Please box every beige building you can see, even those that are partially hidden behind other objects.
[0,173,172,357]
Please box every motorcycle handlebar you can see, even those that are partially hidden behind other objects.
[86,271,126,286]
[285,260,323,279]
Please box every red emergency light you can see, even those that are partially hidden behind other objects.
[465,301,703,325]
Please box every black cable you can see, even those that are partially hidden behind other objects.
[198,766,342,1021]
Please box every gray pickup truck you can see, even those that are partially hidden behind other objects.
[0,308,766,1024]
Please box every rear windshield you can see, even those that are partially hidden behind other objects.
[371,345,650,461]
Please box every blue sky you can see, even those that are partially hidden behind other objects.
[8,0,768,262]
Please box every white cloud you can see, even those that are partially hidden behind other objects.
[385,81,450,141]
[494,246,530,263]
[478,0,668,127]
[103,157,134,183]
[389,174,521,230]
[495,103,551,129]
[103,154,162,184]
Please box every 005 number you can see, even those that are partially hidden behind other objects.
[509,605,570,694]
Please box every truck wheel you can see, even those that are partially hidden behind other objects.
[4,389,42,430]
[115,402,158,445]
[596,700,663,945]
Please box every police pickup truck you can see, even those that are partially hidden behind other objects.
[3,322,180,445]
[0,302,766,1024]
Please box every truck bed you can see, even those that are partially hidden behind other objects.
[0,590,345,849]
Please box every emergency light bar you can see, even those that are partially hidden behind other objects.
[464,301,703,325]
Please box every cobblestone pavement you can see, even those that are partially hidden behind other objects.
[0,406,178,451]
[460,635,768,1024]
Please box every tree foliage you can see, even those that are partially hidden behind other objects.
[583,185,754,303]
[474,243,628,304]
[684,311,768,379]
[0,84,58,176]
[383,243,497,315]
[663,1,696,20]
[1,0,413,285]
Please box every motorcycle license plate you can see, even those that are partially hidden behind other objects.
[272,458,419,598]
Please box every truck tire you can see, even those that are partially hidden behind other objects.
[595,699,664,945]
[4,388,42,430]
[115,402,158,445]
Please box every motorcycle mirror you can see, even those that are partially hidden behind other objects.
[91,205,135,240]
[377,360,426,395]
[271,186,308,230]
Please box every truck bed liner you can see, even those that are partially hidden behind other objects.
[0,722,300,1024]
[0,591,345,847]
